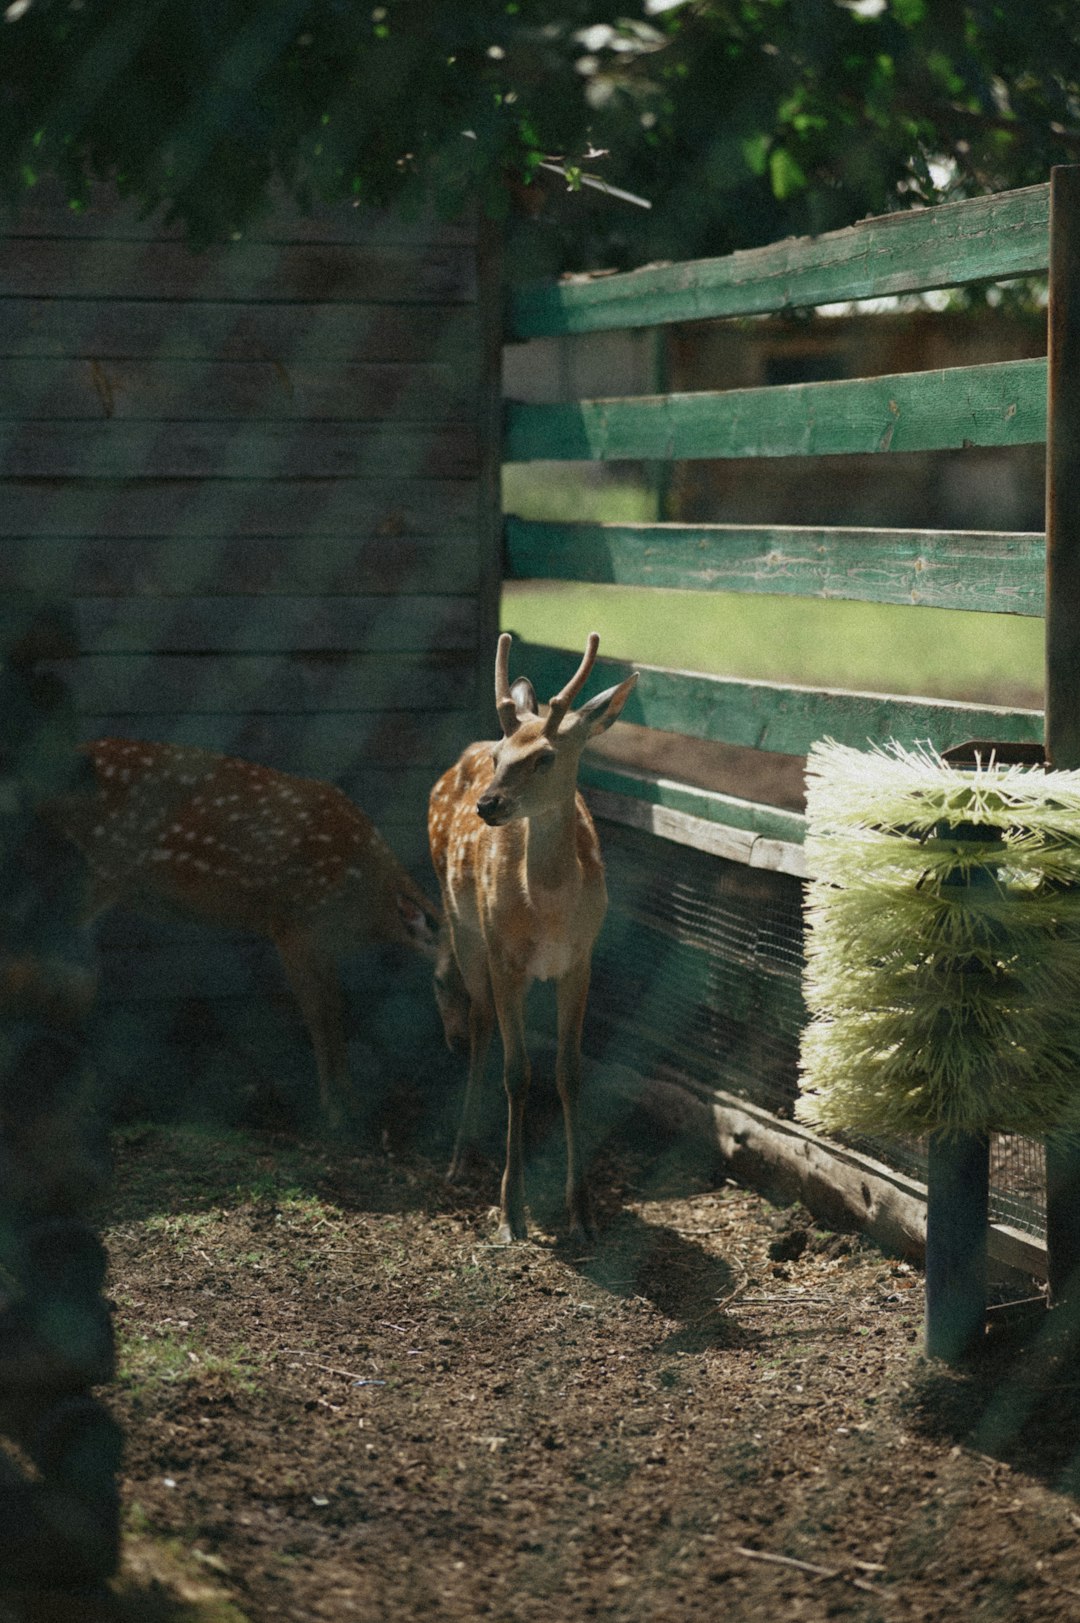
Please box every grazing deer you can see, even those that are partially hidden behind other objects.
[429,633,638,1243]
[48,739,458,1129]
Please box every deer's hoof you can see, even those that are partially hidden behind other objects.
[495,1213,528,1245]
[446,1145,487,1184]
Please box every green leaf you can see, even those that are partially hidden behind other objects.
[741,132,770,177]
[769,146,806,200]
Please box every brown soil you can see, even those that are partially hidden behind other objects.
[31,1100,1080,1622]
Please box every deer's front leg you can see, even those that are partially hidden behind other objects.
[557,960,594,1245]
[490,962,531,1243]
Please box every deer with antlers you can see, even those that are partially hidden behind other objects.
[428,633,638,1244]
[48,739,462,1130]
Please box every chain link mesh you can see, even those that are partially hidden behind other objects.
[588,819,1048,1238]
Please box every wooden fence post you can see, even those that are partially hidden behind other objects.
[1044,164,1080,1306]
[922,821,995,1361]
[925,1130,990,1362]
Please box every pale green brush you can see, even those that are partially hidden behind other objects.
[798,739,1080,1142]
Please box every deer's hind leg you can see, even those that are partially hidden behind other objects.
[556,959,594,1245]
[272,925,352,1131]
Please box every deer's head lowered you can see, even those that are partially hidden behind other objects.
[475,633,638,828]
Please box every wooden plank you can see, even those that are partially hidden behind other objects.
[0,535,479,597]
[74,709,474,773]
[2,182,476,247]
[602,1066,1046,1281]
[49,650,476,714]
[510,184,1051,337]
[0,299,481,364]
[0,358,476,421]
[0,238,477,303]
[68,594,475,654]
[514,642,1045,757]
[1042,165,1080,1304]
[505,357,1048,463]
[505,518,1046,616]
[586,785,806,878]
[925,1130,991,1362]
[0,422,479,480]
[0,479,478,536]
[1045,165,1080,768]
[580,758,806,846]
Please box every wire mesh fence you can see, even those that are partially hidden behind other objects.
[588,819,1048,1240]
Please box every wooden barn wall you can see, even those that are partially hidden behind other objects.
[0,187,500,1072]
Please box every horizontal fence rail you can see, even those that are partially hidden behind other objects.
[505,519,1046,616]
[510,184,1051,337]
[505,357,1048,463]
[514,641,1044,761]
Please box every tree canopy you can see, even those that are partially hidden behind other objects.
[3,0,1080,271]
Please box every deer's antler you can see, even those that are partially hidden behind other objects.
[495,633,522,737]
[544,633,600,736]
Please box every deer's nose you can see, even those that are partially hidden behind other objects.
[476,793,505,825]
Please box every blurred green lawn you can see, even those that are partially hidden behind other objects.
[501,468,1044,710]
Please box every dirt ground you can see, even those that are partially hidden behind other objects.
[21,1087,1080,1623]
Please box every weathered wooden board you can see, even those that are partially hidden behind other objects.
[505,518,1046,615]
[0,479,478,536]
[0,358,475,421]
[0,238,477,303]
[49,650,476,714]
[506,357,1048,462]
[69,595,475,654]
[2,183,476,246]
[510,184,1051,336]
[0,422,479,479]
[0,535,479,597]
[74,708,474,772]
[0,298,480,363]
[581,758,807,845]
[585,785,806,877]
[516,642,1045,757]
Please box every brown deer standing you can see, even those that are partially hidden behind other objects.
[429,633,638,1243]
[48,739,463,1129]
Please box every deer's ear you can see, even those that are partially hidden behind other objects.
[397,892,437,955]
[510,677,538,716]
[572,672,639,739]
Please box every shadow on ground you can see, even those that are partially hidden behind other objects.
[908,1304,1080,1498]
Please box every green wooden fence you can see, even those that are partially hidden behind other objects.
[503,171,1080,872]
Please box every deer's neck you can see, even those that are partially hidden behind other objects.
[523,796,580,896]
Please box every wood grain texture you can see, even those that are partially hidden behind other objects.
[69,595,476,654]
[0,535,479,597]
[510,184,1051,337]
[0,238,477,303]
[0,358,476,421]
[0,422,479,479]
[515,642,1045,758]
[580,758,806,844]
[0,479,478,536]
[505,518,1045,615]
[0,299,480,363]
[73,708,474,771]
[1045,165,1080,768]
[505,358,1048,463]
[48,651,477,714]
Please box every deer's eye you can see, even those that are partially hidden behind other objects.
[535,752,556,772]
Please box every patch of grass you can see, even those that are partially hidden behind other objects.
[503,579,1043,709]
[116,1527,255,1623]
[119,1329,262,1397]
[503,463,659,525]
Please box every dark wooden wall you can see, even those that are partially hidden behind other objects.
[0,186,502,1099]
